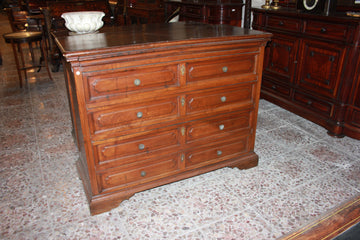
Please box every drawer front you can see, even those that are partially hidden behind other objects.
[85,64,179,102]
[266,16,301,32]
[182,5,204,19]
[94,128,180,167]
[293,91,334,117]
[187,55,256,83]
[304,21,348,41]
[89,97,179,135]
[185,111,251,144]
[98,153,179,191]
[348,109,360,128]
[185,136,248,168]
[185,85,254,115]
[262,79,291,97]
[297,40,343,98]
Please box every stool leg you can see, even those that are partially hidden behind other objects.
[40,38,53,81]
[19,42,28,84]
[10,41,23,88]
[28,42,36,65]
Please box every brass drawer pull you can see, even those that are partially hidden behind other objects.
[134,79,141,86]
[219,124,225,130]
[221,96,227,102]
[222,66,228,73]
[138,144,145,150]
[140,171,146,177]
[217,150,222,156]
[137,112,143,118]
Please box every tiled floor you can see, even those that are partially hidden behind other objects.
[1,12,359,240]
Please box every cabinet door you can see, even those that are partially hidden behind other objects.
[263,33,299,85]
[297,40,345,98]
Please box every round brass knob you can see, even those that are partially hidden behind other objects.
[134,79,141,86]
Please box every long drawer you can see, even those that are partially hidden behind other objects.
[89,97,180,137]
[184,111,252,145]
[84,64,179,103]
[94,128,181,169]
[184,136,249,169]
[98,153,179,192]
[187,54,257,84]
[185,84,254,116]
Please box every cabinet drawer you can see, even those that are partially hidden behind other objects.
[185,111,251,144]
[187,55,256,83]
[304,21,348,42]
[85,64,179,103]
[182,5,203,19]
[185,136,248,168]
[266,16,301,32]
[293,91,334,117]
[262,79,291,97]
[94,128,180,167]
[185,84,254,115]
[89,97,179,136]
[98,153,179,191]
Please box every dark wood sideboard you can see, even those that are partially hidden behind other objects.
[164,0,252,28]
[252,8,360,140]
[53,22,271,215]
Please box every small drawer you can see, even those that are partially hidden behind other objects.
[94,128,181,166]
[85,64,179,103]
[182,5,203,18]
[89,97,179,136]
[185,111,251,144]
[98,153,179,191]
[184,136,248,168]
[293,91,334,117]
[266,16,301,32]
[304,21,348,41]
[185,84,254,115]
[347,109,360,128]
[187,54,256,83]
[262,79,291,97]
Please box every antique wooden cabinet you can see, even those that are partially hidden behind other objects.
[53,22,271,215]
[164,0,247,27]
[252,8,360,140]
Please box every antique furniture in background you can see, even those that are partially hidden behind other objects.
[125,0,165,24]
[3,31,53,87]
[42,0,113,71]
[53,22,271,214]
[252,7,360,140]
[164,0,252,28]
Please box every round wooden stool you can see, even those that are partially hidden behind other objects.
[3,31,53,88]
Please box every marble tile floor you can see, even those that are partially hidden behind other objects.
[0,12,360,240]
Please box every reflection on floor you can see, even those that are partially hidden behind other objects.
[0,12,359,240]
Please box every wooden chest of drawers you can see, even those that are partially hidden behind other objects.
[53,22,271,215]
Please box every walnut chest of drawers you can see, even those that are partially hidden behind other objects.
[53,22,271,215]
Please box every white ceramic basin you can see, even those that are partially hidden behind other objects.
[61,11,105,34]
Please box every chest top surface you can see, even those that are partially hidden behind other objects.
[53,22,270,59]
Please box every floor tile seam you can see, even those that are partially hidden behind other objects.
[26,79,56,233]
[245,204,283,239]
[305,138,360,163]
[173,205,252,240]
[330,168,360,193]
[249,170,335,211]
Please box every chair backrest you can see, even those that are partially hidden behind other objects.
[5,7,29,32]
